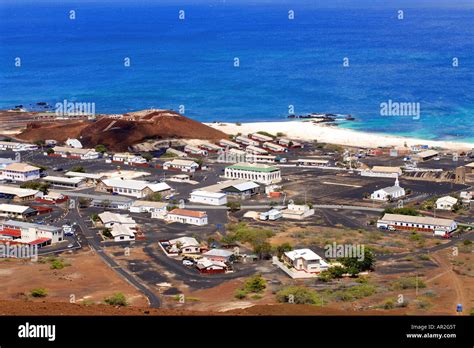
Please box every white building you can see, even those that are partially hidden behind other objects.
[99,211,137,228]
[283,249,329,275]
[0,141,38,152]
[235,135,259,147]
[65,171,105,186]
[98,211,137,242]
[436,196,458,210]
[0,220,63,247]
[163,159,199,173]
[43,176,86,188]
[259,209,282,221]
[297,159,329,167]
[166,148,187,158]
[52,146,99,160]
[246,154,277,164]
[99,179,172,199]
[168,237,201,254]
[219,139,241,149]
[224,162,281,185]
[109,224,135,242]
[184,145,208,156]
[0,204,37,219]
[1,163,40,182]
[262,142,288,153]
[245,145,269,155]
[0,185,42,202]
[112,153,147,164]
[199,143,223,153]
[370,178,405,201]
[189,190,227,206]
[377,213,457,236]
[65,138,83,149]
[281,204,315,220]
[250,133,273,142]
[130,200,168,214]
[278,138,302,148]
[166,208,208,226]
[361,166,402,178]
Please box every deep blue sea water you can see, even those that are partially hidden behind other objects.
[0,1,473,143]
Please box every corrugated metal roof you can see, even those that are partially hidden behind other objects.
[380,213,455,227]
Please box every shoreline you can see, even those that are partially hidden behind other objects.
[207,121,473,151]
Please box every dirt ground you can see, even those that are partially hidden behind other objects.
[0,248,148,307]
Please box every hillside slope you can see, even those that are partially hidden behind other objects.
[16,110,227,151]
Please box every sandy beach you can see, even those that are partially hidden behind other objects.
[207,121,473,151]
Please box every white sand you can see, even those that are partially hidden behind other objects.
[207,121,473,151]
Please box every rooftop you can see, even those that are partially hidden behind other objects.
[0,203,35,214]
[203,249,234,257]
[43,176,85,184]
[371,166,402,173]
[0,185,39,197]
[65,171,104,180]
[168,209,207,218]
[284,248,322,261]
[191,190,227,199]
[131,200,168,209]
[227,162,279,173]
[1,219,61,232]
[53,146,96,154]
[380,213,455,227]
[4,163,40,172]
[436,196,458,204]
[102,179,171,192]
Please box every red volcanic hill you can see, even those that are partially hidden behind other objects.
[17,110,228,151]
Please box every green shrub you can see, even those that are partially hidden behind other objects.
[30,288,48,298]
[392,277,426,290]
[234,289,247,299]
[332,284,376,302]
[276,286,323,305]
[243,275,266,293]
[104,293,127,306]
[50,259,66,270]
[383,299,395,309]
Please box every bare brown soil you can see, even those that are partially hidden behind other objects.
[15,110,227,151]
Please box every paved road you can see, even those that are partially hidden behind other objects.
[143,245,259,289]
[377,230,473,261]
[68,207,162,308]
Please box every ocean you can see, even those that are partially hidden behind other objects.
[0,1,473,143]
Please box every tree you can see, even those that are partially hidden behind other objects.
[141,152,153,162]
[146,192,162,201]
[102,228,112,238]
[79,197,91,208]
[21,181,49,194]
[243,275,266,293]
[275,243,292,258]
[70,165,85,173]
[30,288,48,298]
[338,248,376,273]
[104,293,127,306]
[95,144,107,153]
[226,201,241,212]
[253,241,272,259]
[101,200,111,208]
[46,148,54,155]
[90,213,99,222]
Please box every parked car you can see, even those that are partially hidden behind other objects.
[67,244,74,248]
[182,260,194,266]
